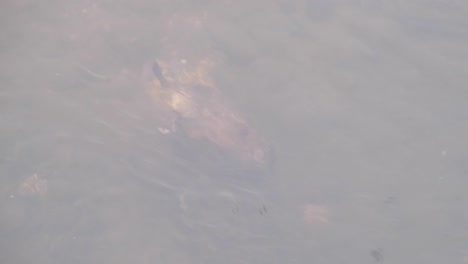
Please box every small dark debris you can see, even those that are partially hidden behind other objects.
[259,204,267,215]
[370,248,384,262]
[232,205,239,214]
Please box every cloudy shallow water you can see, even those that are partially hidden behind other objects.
[1,1,468,263]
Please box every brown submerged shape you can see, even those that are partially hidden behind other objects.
[141,56,268,166]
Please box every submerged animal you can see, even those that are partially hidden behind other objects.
[141,56,268,167]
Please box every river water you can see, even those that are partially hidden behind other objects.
[1,1,468,263]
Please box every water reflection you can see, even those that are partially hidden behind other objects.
[5,0,468,263]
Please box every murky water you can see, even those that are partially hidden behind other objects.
[2,1,468,263]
